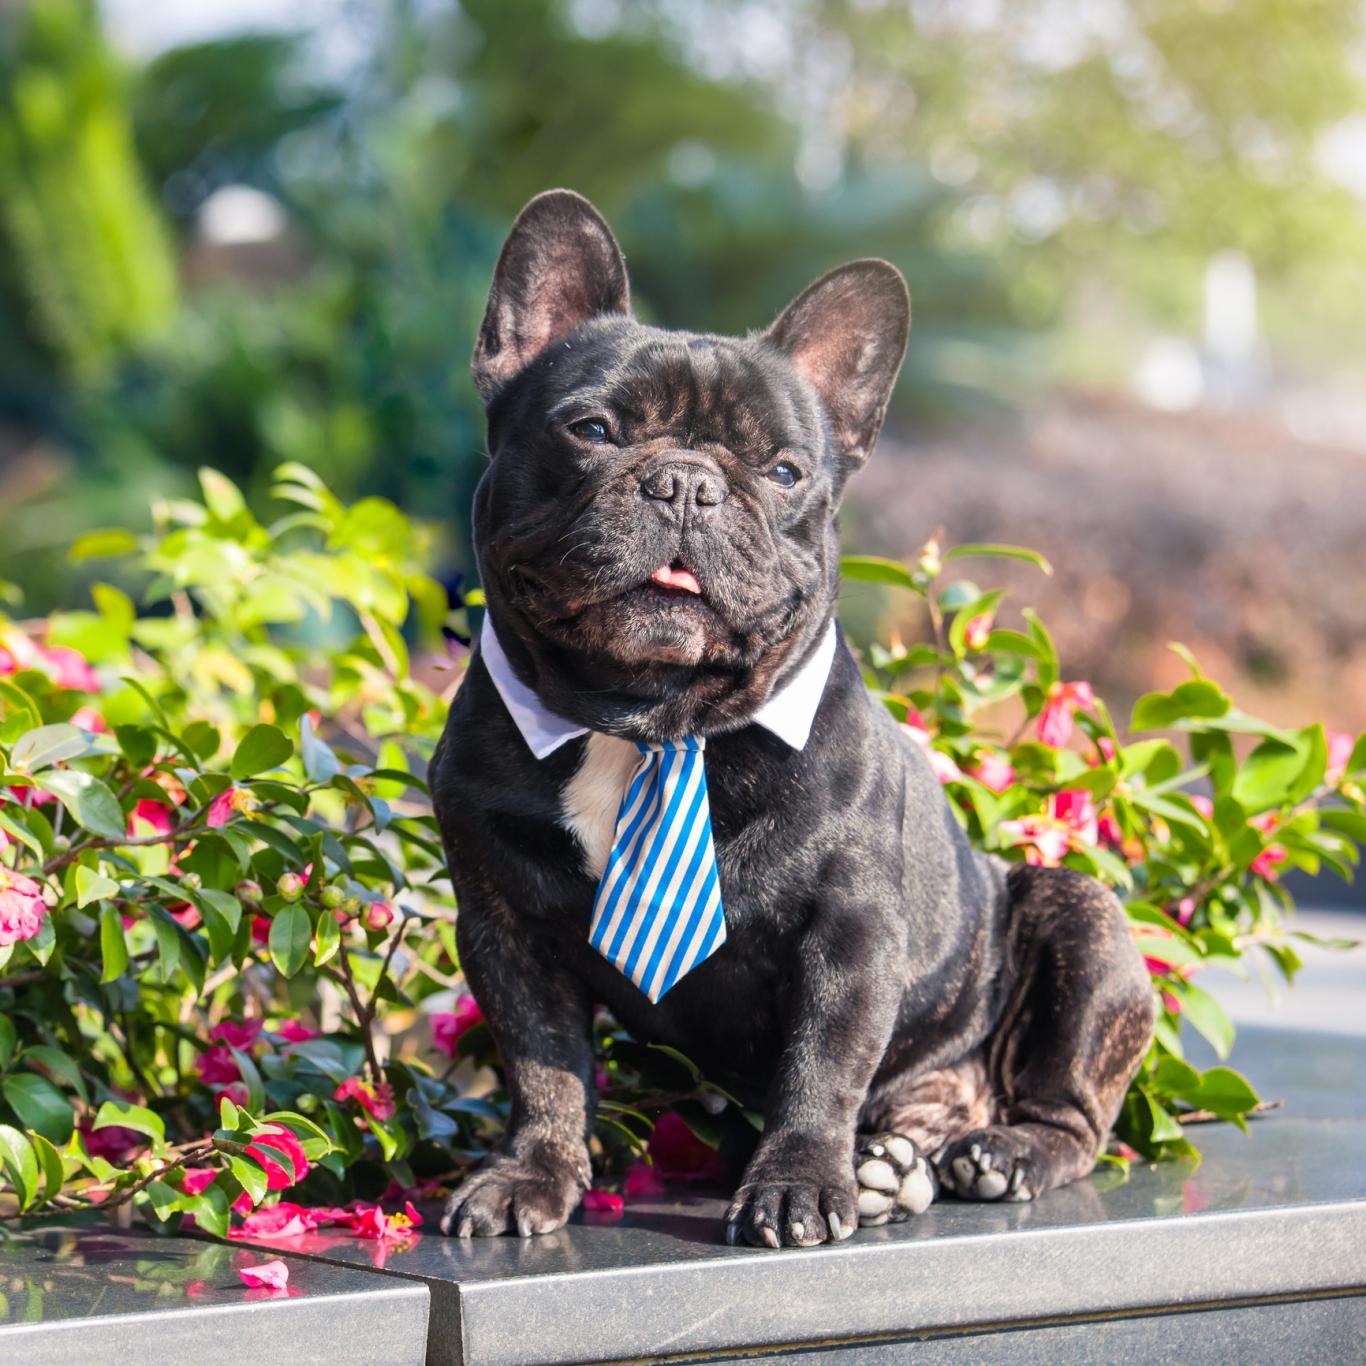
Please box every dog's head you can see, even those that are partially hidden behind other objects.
[471,190,908,741]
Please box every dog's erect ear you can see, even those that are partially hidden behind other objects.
[765,260,909,470]
[472,189,630,400]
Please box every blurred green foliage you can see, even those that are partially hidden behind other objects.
[3,0,1366,612]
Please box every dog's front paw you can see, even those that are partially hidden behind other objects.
[854,1132,938,1225]
[725,1154,858,1249]
[440,1146,588,1238]
[938,1127,1037,1202]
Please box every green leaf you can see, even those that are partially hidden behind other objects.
[35,770,127,841]
[2,1074,75,1144]
[313,908,341,967]
[29,1130,66,1203]
[231,723,294,780]
[0,1124,39,1210]
[943,542,1053,574]
[1185,1066,1260,1131]
[184,1180,230,1237]
[1175,982,1235,1060]
[75,864,120,908]
[94,1099,165,1148]
[839,554,920,591]
[300,714,341,783]
[69,528,139,562]
[10,724,100,772]
[1131,680,1231,731]
[228,1153,269,1206]
[99,902,130,981]
[23,1046,87,1103]
[270,903,312,978]
[0,1016,16,1069]
[1232,738,1308,812]
[199,467,248,522]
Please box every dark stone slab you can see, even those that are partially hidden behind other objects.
[0,1221,429,1366]
[222,1026,1366,1365]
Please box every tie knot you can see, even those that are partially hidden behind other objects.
[636,736,705,756]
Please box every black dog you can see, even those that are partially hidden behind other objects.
[431,190,1153,1248]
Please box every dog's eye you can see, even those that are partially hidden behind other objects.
[767,461,801,488]
[569,419,612,445]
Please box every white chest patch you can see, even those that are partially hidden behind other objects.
[560,733,642,879]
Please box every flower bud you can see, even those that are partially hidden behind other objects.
[181,871,202,893]
[320,885,345,909]
[235,879,263,906]
[363,900,395,931]
[277,872,305,901]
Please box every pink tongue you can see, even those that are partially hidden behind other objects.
[650,563,702,595]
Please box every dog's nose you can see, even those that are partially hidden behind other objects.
[639,459,728,511]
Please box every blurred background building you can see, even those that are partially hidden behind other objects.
[3,0,1366,749]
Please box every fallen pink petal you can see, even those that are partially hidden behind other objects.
[237,1259,290,1291]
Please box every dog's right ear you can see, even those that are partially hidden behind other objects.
[472,189,630,400]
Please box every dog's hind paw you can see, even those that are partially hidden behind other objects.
[854,1132,938,1225]
[938,1127,1036,1202]
[440,1149,588,1237]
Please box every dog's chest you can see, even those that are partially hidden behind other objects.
[559,733,641,879]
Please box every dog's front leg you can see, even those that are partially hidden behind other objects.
[440,902,595,1238]
[727,905,902,1249]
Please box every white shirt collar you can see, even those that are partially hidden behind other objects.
[479,613,837,760]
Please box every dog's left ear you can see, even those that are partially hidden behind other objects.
[472,189,631,400]
[765,260,909,471]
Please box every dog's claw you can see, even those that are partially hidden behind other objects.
[761,1226,780,1249]
[457,1217,473,1238]
[827,1212,844,1241]
[725,1221,740,1246]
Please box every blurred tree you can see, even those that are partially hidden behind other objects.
[0,0,176,389]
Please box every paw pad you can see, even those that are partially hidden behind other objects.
[941,1137,1030,1202]
[854,1132,937,1225]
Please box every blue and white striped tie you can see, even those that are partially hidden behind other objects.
[588,737,726,1002]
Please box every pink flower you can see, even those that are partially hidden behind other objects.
[234,1201,320,1240]
[432,996,484,1059]
[967,751,1015,793]
[1037,680,1095,748]
[246,1127,310,1191]
[81,1119,144,1163]
[250,915,271,946]
[39,644,99,692]
[211,1018,263,1051]
[333,1077,396,1121]
[208,786,258,827]
[1251,844,1288,881]
[128,798,174,838]
[216,1081,251,1108]
[196,1045,242,1087]
[1190,794,1215,821]
[998,815,1072,867]
[169,902,202,930]
[1049,790,1099,847]
[362,900,395,931]
[1326,731,1356,787]
[963,612,994,651]
[624,1160,668,1198]
[69,706,108,733]
[0,868,47,946]
[238,1259,290,1291]
[1173,897,1197,928]
[583,1189,624,1221]
[646,1111,726,1183]
[345,1202,422,1241]
[275,1019,319,1044]
[181,1168,218,1196]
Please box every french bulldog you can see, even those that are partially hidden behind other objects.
[430,189,1154,1249]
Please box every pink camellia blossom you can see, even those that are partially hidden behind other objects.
[1037,680,1095,749]
[582,1189,625,1220]
[1326,731,1356,787]
[967,750,1015,794]
[216,1081,251,1109]
[645,1111,726,1184]
[1249,811,1288,881]
[208,786,259,828]
[1173,897,1198,928]
[237,1259,290,1292]
[181,1168,218,1196]
[334,1077,396,1121]
[39,644,99,692]
[81,1119,144,1163]
[624,1161,667,1198]
[0,868,47,946]
[432,996,484,1059]
[1050,790,1099,847]
[233,1201,320,1240]
[362,900,395,931]
[245,1127,310,1191]
[345,1201,423,1241]
[275,1019,320,1045]
[196,1045,242,1087]
[250,915,271,946]
[169,902,202,930]
[963,612,994,651]
[69,706,109,733]
[1190,794,1215,821]
[211,1018,263,1051]
[128,798,174,839]
[997,814,1072,868]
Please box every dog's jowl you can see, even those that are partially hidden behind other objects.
[430,189,1155,1248]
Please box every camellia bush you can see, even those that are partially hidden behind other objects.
[0,467,1362,1234]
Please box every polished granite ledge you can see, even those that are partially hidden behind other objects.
[0,1222,430,1366]
[221,1026,1366,1366]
